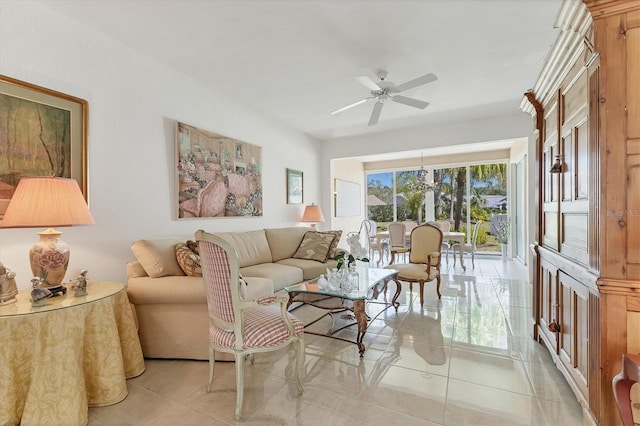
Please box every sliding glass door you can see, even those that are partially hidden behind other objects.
[368,161,508,254]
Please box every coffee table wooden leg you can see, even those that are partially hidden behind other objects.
[354,300,367,357]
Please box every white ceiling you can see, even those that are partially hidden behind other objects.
[41,0,561,143]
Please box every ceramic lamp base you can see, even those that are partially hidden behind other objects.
[29,228,70,287]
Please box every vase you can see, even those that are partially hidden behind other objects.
[501,243,508,262]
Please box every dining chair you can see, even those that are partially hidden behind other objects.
[452,221,483,271]
[195,230,305,420]
[388,221,410,264]
[436,220,452,263]
[365,220,389,266]
[385,223,442,306]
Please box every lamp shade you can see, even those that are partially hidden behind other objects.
[302,204,325,223]
[0,177,93,228]
[0,177,93,289]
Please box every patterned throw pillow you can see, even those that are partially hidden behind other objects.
[319,230,342,259]
[293,231,336,263]
[175,243,202,277]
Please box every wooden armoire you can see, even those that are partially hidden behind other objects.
[521,0,640,424]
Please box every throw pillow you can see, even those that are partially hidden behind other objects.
[175,243,202,277]
[186,239,199,254]
[292,231,335,263]
[319,230,342,259]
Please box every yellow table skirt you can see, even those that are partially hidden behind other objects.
[0,282,145,426]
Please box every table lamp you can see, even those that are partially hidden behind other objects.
[301,203,325,229]
[0,177,94,294]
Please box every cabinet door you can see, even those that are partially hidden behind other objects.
[558,271,589,397]
[539,259,559,352]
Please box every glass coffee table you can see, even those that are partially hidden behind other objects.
[285,268,400,357]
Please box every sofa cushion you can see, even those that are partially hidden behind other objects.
[131,238,186,278]
[216,230,272,267]
[239,263,303,291]
[175,243,202,277]
[276,258,339,281]
[264,227,312,262]
[293,231,335,262]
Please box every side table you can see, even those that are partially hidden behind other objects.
[0,281,145,426]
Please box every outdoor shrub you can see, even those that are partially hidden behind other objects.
[476,228,488,245]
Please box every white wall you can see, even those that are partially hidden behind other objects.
[0,1,322,289]
[330,159,365,249]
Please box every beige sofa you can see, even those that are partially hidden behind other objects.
[126,226,340,360]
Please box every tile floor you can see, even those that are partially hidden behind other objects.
[89,256,584,425]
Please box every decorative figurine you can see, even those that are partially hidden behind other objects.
[71,269,88,297]
[0,262,18,305]
[30,277,52,307]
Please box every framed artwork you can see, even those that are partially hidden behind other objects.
[287,168,303,204]
[0,75,88,217]
[176,121,262,218]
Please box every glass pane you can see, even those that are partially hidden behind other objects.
[469,163,507,254]
[432,167,465,230]
[395,169,424,223]
[366,172,393,230]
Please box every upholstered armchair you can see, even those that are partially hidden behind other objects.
[385,223,443,306]
[195,230,305,420]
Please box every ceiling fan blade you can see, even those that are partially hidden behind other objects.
[330,98,370,115]
[368,101,384,126]
[391,95,430,109]
[393,73,438,93]
[356,75,381,91]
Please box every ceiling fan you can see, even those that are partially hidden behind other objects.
[330,70,437,126]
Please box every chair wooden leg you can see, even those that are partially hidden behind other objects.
[235,353,245,420]
[419,281,425,306]
[295,338,304,395]
[436,275,441,299]
[206,344,215,392]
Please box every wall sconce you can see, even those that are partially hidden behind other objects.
[549,155,565,174]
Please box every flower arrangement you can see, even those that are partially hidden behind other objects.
[494,218,510,244]
[334,233,369,270]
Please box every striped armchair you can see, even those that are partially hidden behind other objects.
[195,230,305,420]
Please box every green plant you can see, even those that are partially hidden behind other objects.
[475,228,488,245]
[333,251,369,270]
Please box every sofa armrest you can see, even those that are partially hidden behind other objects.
[127,261,148,278]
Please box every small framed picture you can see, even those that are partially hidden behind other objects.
[286,168,303,204]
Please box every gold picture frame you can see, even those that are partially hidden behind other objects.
[286,168,303,204]
[0,75,88,216]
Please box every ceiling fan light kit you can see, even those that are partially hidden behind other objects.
[331,70,437,126]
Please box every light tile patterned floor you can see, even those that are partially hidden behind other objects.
[89,256,583,425]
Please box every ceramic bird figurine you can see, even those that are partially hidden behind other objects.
[30,277,52,307]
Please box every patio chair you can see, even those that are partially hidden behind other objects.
[385,223,443,306]
[195,230,305,420]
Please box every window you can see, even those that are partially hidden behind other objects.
[368,161,508,254]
